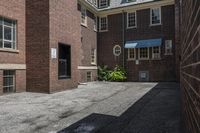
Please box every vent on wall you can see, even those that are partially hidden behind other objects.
[139,71,149,81]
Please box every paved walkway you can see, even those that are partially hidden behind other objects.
[59,83,182,133]
[0,82,181,133]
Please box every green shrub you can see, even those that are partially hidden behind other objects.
[98,65,127,82]
[98,65,112,81]
[109,65,127,82]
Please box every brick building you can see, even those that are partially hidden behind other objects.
[80,0,177,82]
[0,0,26,95]
[178,0,200,133]
[26,0,81,93]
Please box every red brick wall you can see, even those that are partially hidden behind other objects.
[0,0,26,94]
[49,0,81,92]
[0,70,3,95]
[16,70,26,93]
[0,0,26,64]
[179,0,200,132]
[78,3,98,82]
[98,5,176,81]
[26,0,50,93]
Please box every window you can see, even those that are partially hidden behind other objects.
[152,46,161,59]
[151,7,161,25]
[127,0,136,3]
[165,40,173,55]
[113,45,121,56]
[99,17,108,31]
[139,48,149,59]
[94,16,97,31]
[3,70,15,93]
[91,49,97,65]
[128,48,135,60]
[127,12,137,28]
[93,0,97,7]
[99,0,108,8]
[81,6,87,26]
[87,71,92,82]
[58,44,71,79]
[0,17,16,49]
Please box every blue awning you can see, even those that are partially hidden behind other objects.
[125,38,162,48]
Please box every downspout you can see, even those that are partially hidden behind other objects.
[122,10,125,68]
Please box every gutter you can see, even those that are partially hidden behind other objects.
[122,10,125,68]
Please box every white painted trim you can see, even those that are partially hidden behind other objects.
[127,48,136,60]
[99,0,108,8]
[152,46,161,60]
[81,5,88,27]
[78,66,98,70]
[0,64,26,70]
[127,11,137,29]
[99,16,108,32]
[113,45,121,56]
[150,7,162,26]
[98,0,174,16]
[138,47,149,60]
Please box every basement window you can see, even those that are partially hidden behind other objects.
[3,70,15,93]
[58,44,71,79]
[87,71,92,82]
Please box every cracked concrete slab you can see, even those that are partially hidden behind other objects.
[0,82,157,133]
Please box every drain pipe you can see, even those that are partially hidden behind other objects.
[122,10,125,68]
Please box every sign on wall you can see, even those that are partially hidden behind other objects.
[51,48,57,59]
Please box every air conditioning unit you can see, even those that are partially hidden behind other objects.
[152,53,160,59]
[139,71,149,82]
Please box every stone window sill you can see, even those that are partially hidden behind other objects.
[0,48,19,53]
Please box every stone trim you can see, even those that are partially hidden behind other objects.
[78,66,98,70]
[0,64,26,70]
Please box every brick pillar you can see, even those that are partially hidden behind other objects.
[0,70,3,95]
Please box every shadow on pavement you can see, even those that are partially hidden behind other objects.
[58,82,182,133]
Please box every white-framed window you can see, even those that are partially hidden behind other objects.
[99,16,108,31]
[0,17,16,49]
[94,16,97,31]
[150,7,161,25]
[126,0,136,3]
[3,70,15,93]
[86,71,92,82]
[127,11,137,28]
[152,46,161,59]
[165,40,173,55]
[99,0,108,8]
[128,48,136,60]
[139,47,149,59]
[93,0,97,7]
[113,45,121,56]
[81,6,87,26]
[91,49,97,65]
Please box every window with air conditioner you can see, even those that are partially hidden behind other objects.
[152,46,161,59]
[150,7,161,25]
[165,40,173,55]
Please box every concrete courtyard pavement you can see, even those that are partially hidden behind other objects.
[0,82,158,133]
